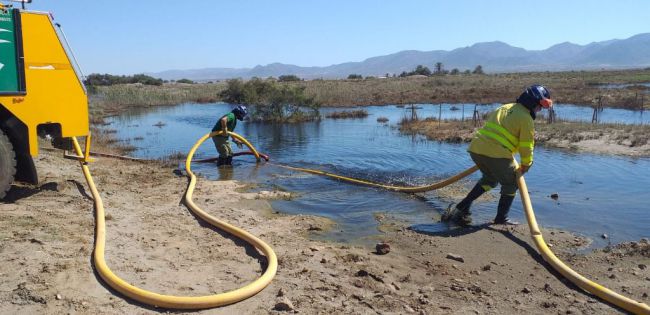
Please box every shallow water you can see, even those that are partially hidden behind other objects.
[104,103,650,247]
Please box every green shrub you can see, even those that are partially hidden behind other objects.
[219,78,320,122]
[84,73,163,86]
[278,74,301,82]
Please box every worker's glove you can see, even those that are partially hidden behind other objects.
[518,164,531,175]
[234,140,243,149]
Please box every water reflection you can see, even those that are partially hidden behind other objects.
[217,167,234,181]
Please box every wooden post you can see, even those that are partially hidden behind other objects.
[409,104,418,121]
[592,96,602,124]
[599,96,604,113]
[473,104,480,127]
[438,103,442,127]
[640,94,644,112]
[462,104,465,122]
[547,107,556,124]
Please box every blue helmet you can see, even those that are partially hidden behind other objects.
[518,85,553,110]
[232,105,248,121]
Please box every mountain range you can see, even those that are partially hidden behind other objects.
[149,33,650,81]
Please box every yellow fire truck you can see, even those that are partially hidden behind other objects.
[0,1,88,198]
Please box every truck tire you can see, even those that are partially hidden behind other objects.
[0,129,17,199]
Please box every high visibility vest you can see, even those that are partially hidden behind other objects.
[468,103,534,166]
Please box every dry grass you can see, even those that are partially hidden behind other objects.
[290,69,650,108]
[536,121,650,147]
[89,82,226,119]
[400,118,650,150]
[400,118,477,143]
[325,109,369,119]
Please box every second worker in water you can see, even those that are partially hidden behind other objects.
[442,85,553,226]
[212,105,248,167]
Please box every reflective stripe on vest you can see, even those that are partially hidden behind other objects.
[520,140,534,165]
[478,121,518,153]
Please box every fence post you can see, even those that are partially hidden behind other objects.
[592,96,602,124]
[409,104,418,121]
[473,104,480,127]
[462,104,465,122]
[547,107,556,124]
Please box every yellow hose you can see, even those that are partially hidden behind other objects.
[72,131,276,310]
[273,163,479,193]
[275,158,649,314]
[513,161,650,315]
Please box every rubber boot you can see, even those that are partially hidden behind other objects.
[493,194,519,225]
[225,156,233,166]
[441,183,486,226]
[456,183,487,213]
[216,157,225,167]
[441,203,473,226]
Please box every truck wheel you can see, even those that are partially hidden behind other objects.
[0,129,17,199]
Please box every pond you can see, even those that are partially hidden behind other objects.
[103,103,650,247]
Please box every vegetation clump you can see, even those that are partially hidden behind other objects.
[326,109,368,119]
[176,78,195,84]
[219,78,320,122]
[278,75,301,82]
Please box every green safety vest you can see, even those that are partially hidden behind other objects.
[468,103,535,166]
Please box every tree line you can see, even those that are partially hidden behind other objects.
[84,73,164,86]
[398,63,484,77]
[84,73,197,87]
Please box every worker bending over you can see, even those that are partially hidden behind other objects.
[442,85,553,226]
[211,105,248,167]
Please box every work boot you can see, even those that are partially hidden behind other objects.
[456,183,487,212]
[441,203,472,226]
[493,194,520,225]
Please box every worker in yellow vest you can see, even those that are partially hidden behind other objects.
[442,85,553,226]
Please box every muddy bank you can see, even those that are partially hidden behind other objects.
[400,119,650,157]
[0,143,648,314]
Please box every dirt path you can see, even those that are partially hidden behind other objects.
[0,148,648,314]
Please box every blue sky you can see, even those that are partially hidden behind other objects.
[24,0,650,74]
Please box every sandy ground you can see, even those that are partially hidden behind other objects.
[0,147,648,315]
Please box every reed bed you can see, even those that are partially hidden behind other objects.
[325,109,369,119]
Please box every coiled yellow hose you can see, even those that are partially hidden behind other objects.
[72,131,276,310]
